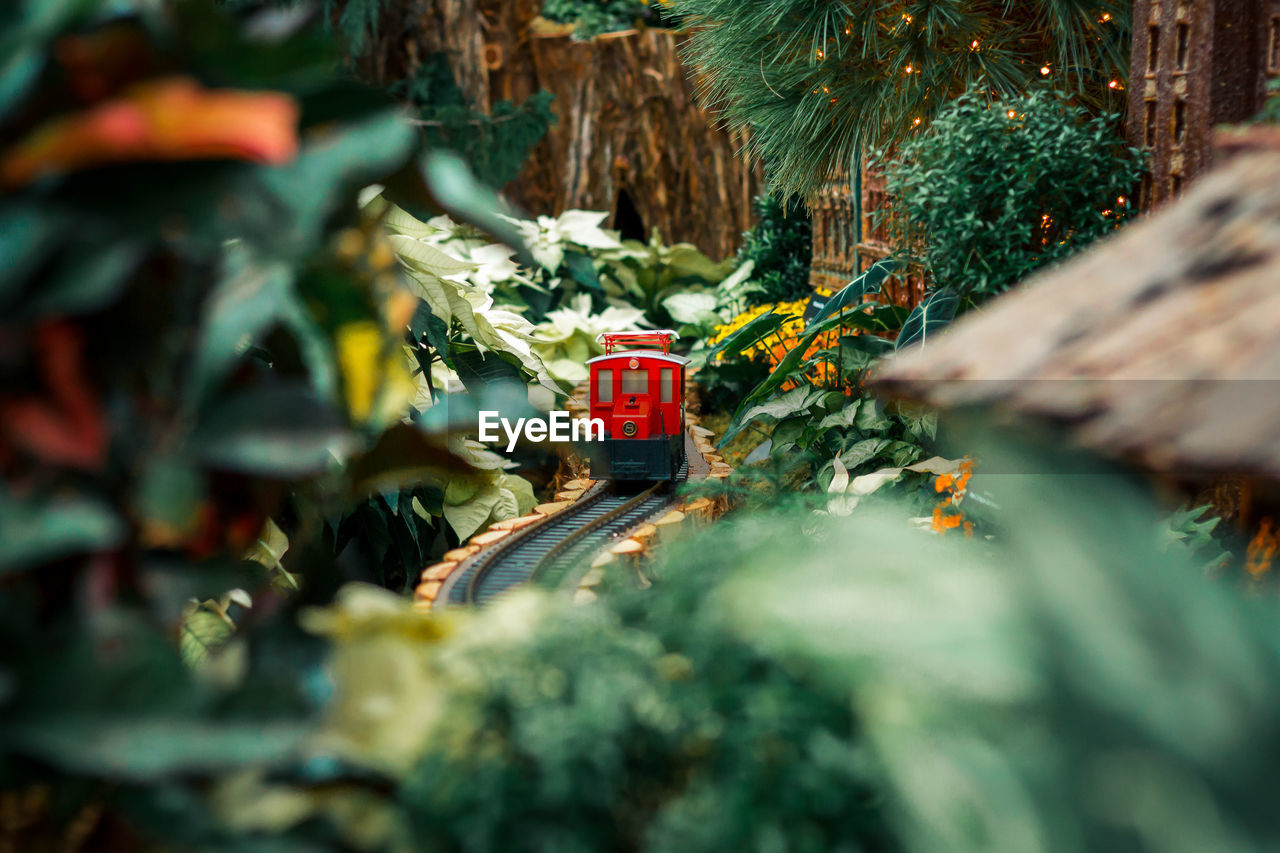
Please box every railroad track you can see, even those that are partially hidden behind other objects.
[438,459,687,608]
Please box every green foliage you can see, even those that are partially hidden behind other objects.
[0,3,543,842]
[404,594,891,851]
[325,0,389,54]
[734,192,812,306]
[894,287,958,350]
[711,260,943,497]
[301,442,1280,853]
[541,0,654,39]
[1159,504,1232,575]
[1249,78,1280,125]
[711,450,1280,853]
[672,0,1130,201]
[596,229,735,331]
[882,87,1145,301]
[393,55,556,189]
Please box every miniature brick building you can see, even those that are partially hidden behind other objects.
[808,164,925,309]
[807,169,857,296]
[1128,0,1280,210]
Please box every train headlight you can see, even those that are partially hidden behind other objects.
[622,420,638,437]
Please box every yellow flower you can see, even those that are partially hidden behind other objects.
[336,321,418,425]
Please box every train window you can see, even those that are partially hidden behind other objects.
[660,368,674,402]
[597,369,612,402]
[621,369,647,395]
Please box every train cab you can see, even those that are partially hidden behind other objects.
[585,331,688,480]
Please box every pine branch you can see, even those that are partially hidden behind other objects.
[673,0,1131,202]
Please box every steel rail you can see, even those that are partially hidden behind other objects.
[443,484,610,607]
[463,483,668,606]
[438,432,699,609]
[527,481,664,589]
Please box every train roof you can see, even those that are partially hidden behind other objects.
[586,350,690,367]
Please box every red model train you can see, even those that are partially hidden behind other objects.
[585,331,687,480]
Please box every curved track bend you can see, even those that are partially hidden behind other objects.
[437,431,705,608]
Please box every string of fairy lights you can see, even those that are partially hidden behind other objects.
[805,7,1125,133]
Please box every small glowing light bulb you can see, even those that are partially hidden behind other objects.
[1007,110,1017,118]
[1108,80,1120,89]
[1041,65,1051,75]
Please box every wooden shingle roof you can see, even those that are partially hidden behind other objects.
[872,152,1280,480]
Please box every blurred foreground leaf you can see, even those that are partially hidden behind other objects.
[192,385,353,476]
[4,717,308,781]
[0,490,125,574]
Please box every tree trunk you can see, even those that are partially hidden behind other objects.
[504,27,760,259]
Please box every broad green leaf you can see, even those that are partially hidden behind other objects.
[716,259,755,297]
[770,416,808,454]
[0,47,42,117]
[722,384,823,445]
[810,303,909,337]
[896,288,960,350]
[732,326,822,417]
[348,423,462,499]
[664,245,726,282]
[262,110,416,251]
[855,398,891,431]
[193,386,354,476]
[134,455,203,538]
[452,348,526,397]
[188,252,295,408]
[739,385,824,425]
[0,491,125,574]
[28,241,142,317]
[562,250,601,290]
[839,438,892,470]
[709,311,784,360]
[5,717,307,781]
[180,609,233,667]
[0,205,58,305]
[808,259,898,328]
[817,401,862,433]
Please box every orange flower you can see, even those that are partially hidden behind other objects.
[2,76,298,187]
[934,473,954,493]
[931,506,963,532]
[1246,518,1278,577]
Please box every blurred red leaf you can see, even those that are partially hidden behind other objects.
[1,322,105,471]
[1,76,299,187]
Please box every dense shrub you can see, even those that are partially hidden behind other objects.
[735,193,813,306]
[882,87,1144,303]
